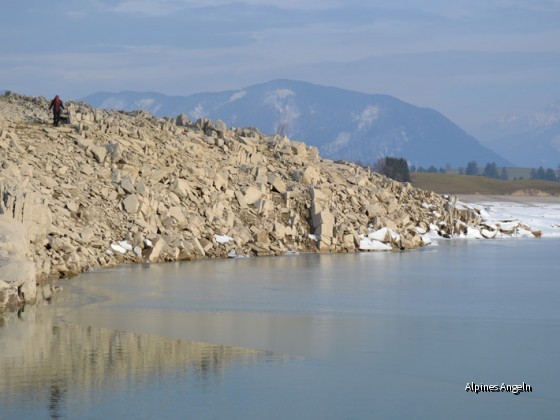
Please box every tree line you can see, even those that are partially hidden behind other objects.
[409,161,509,179]
[529,166,559,182]
[368,157,560,183]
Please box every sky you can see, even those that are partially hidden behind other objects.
[1,0,560,132]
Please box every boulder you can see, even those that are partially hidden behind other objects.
[80,227,95,243]
[90,145,107,163]
[176,114,191,126]
[171,178,190,198]
[244,186,262,205]
[105,143,122,163]
[301,166,319,185]
[122,194,140,214]
[21,191,52,243]
[0,216,37,308]
[254,230,270,243]
[214,172,228,191]
[120,177,136,194]
[144,235,166,263]
[269,175,287,194]
[366,203,386,218]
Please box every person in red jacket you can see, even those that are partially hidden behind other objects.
[49,95,65,126]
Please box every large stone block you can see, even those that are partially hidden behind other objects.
[214,172,228,191]
[90,145,107,163]
[385,199,399,214]
[122,194,140,213]
[273,222,286,240]
[365,203,386,218]
[166,205,183,220]
[316,223,334,238]
[171,178,190,198]
[301,166,319,185]
[269,176,287,194]
[144,235,166,263]
[291,142,308,156]
[0,260,36,304]
[244,186,262,205]
[21,192,52,243]
[254,230,270,243]
[312,210,335,229]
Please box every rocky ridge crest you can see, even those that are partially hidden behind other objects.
[0,92,529,313]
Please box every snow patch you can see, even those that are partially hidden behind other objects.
[214,234,234,244]
[134,98,155,108]
[421,234,433,245]
[323,132,351,155]
[456,199,560,239]
[110,243,127,254]
[100,98,127,110]
[190,104,206,120]
[359,236,392,251]
[354,105,380,131]
[399,128,410,143]
[118,240,133,251]
[266,89,295,101]
[367,227,400,243]
[229,91,246,102]
[264,89,300,135]
[227,249,237,258]
[110,240,133,255]
[465,227,483,239]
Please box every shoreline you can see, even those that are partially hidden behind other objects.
[0,92,556,315]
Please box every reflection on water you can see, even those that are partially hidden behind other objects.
[2,240,560,419]
[0,299,276,419]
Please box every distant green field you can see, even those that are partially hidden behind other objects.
[442,167,542,180]
[410,173,560,195]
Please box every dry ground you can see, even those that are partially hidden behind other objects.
[411,173,560,196]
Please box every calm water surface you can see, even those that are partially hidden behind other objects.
[1,239,559,419]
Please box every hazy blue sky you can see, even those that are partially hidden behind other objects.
[2,0,559,131]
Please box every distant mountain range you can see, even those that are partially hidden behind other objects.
[82,80,510,168]
[474,103,560,168]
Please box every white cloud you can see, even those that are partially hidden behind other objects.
[102,0,341,16]
[233,0,341,9]
[3,0,560,133]
[107,0,183,16]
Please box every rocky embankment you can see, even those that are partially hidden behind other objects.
[0,92,538,314]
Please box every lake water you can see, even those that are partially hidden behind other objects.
[1,239,559,419]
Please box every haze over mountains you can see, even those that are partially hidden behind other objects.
[84,80,512,168]
[473,102,560,168]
